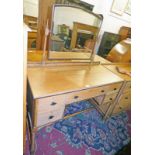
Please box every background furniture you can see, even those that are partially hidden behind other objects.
[119,26,131,41]
[98,32,120,58]
[106,39,131,62]
[70,22,99,50]
[104,64,131,115]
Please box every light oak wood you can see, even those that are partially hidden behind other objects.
[27,50,112,65]
[104,64,131,81]
[104,64,131,115]
[37,97,65,114]
[37,108,64,127]
[98,102,112,114]
[48,51,91,60]
[37,0,55,50]
[123,81,131,93]
[27,65,123,99]
[104,93,118,103]
[113,91,131,114]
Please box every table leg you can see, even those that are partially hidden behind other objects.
[30,129,36,155]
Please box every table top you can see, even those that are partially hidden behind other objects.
[28,65,124,99]
[104,64,131,81]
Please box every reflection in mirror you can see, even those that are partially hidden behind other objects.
[23,0,38,49]
[48,5,103,60]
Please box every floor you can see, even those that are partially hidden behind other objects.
[25,101,131,155]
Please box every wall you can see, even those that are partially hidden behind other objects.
[82,0,131,52]
[82,0,130,33]
[23,0,38,17]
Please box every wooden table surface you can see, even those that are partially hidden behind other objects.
[28,65,123,99]
[104,64,131,81]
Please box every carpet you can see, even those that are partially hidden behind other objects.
[25,101,131,155]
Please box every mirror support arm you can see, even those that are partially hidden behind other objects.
[42,20,49,65]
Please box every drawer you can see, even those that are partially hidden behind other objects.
[103,82,122,95]
[64,82,122,105]
[113,92,131,114]
[103,93,118,103]
[123,81,131,93]
[36,109,64,127]
[37,96,65,114]
[118,92,131,106]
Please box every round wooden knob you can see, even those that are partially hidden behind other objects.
[49,116,54,119]
[51,102,57,106]
[109,98,113,100]
[101,90,105,93]
[125,97,128,99]
[114,88,117,90]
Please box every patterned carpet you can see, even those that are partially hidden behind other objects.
[25,101,131,155]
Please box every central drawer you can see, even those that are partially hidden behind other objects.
[36,82,122,115]
[64,82,122,105]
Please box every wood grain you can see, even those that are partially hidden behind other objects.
[27,65,124,99]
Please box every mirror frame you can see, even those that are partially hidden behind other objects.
[47,4,103,61]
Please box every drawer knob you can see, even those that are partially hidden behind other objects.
[51,102,57,106]
[114,88,117,90]
[74,96,79,99]
[119,107,122,109]
[125,97,128,99]
[49,115,54,120]
[101,90,105,93]
[109,98,113,100]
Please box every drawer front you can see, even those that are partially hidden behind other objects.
[37,110,64,127]
[119,92,131,106]
[103,93,118,103]
[64,82,122,105]
[113,92,131,114]
[123,81,131,93]
[37,96,65,114]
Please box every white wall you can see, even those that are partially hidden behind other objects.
[83,0,130,34]
[23,0,38,17]
[82,0,131,52]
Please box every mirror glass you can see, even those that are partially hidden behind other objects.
[48,5,103,60]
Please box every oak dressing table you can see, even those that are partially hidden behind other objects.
[26,5,131,154]
[27,56,125,154]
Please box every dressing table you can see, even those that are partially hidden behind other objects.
[26,5,131,154]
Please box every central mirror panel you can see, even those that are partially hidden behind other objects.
[48,4,103,60]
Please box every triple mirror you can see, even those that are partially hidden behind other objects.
[48,4,103,61]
